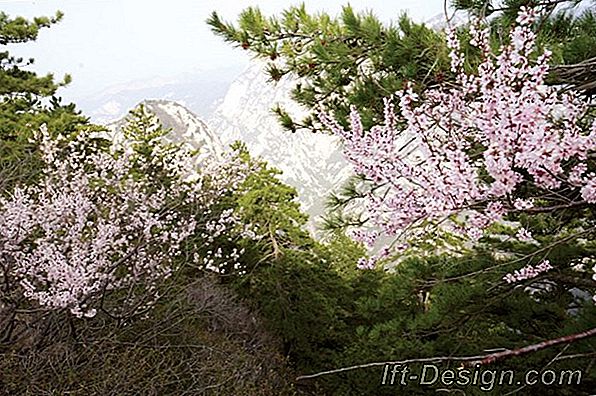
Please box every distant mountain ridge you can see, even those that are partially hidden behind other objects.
[79,66,243,124]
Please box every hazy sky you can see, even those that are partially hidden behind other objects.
[1,0,447,102]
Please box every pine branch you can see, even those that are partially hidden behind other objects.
[0,11,63,45]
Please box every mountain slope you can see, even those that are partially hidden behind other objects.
[209,61,353,234]
[106,99,225,163]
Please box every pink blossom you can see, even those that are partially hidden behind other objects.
[580,177,596,203]
[515,228,533,242]
[357,257,376,270]
[320,8,595,257]
[503,260,553,284]
[513,199,534,210]
[1,125,254,318]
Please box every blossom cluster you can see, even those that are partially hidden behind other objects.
[348,229,378,249]
[199,247,246,274]
[0,126,252,318]
[320,8,595,268]
[503,260,553,284]
[196,207,262,275]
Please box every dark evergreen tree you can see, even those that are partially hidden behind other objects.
[208,1,595,131]
[208,5,450,132]
[0,10,89,190]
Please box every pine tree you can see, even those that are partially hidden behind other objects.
[0,10,89,190]
[208,5,450,132]
[208,1,595,131]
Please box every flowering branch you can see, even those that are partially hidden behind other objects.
[320,7,596,278]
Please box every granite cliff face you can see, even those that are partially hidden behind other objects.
[208,62,353,233]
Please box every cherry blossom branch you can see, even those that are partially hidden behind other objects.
[320,7,596,283]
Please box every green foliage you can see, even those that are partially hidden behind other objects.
[117,103,186,186]
[227,218,596,394]
[0,10,63,44]
[121,103,170,143]
[208,4,450,131]
[235,152,309,241]
[0,10,72,102]
[0,10,89,191]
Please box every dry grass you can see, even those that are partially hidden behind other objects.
[0,276,304,396]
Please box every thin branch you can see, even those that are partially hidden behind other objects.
[296,327,596,381]
[473,327,596,365]
[425,226,596,286]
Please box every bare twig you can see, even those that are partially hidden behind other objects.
[296,327,596,381]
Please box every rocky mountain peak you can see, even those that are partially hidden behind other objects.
[107,99,225,162]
